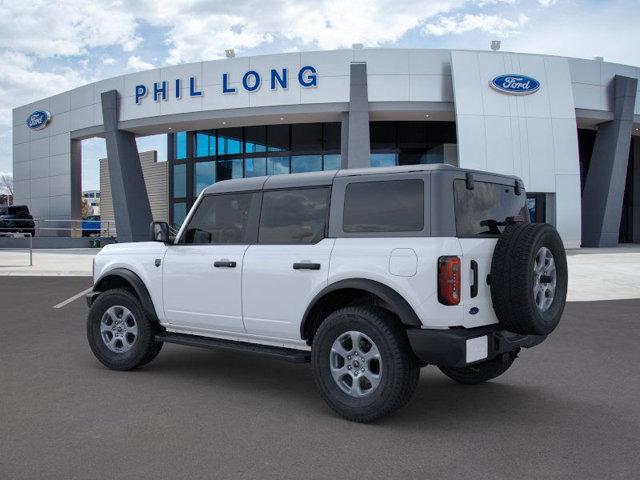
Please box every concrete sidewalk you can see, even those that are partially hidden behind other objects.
[0,245,639,301]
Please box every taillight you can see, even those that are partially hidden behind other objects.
[438,256,461,305]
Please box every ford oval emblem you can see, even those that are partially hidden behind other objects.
[26,110,51,130]
[490,74,540,95]
[469,307,479,315]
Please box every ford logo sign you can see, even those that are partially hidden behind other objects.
[490,74,540,95]
[26,110,51,130]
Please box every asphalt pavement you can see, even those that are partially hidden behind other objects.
[1,276,639,479]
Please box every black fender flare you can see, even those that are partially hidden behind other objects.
[300,278,423,340]
[92,268,160,322]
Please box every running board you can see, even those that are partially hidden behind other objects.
[155,332,311,364]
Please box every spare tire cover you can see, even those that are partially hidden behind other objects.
[490,223,568,335]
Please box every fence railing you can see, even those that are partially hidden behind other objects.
[0,232,33,265]
[0,218,116,238]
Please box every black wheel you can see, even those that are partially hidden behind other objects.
[312,306,419,423]
[86,289,163,371]
[439,354,516,385]
[490,223,568,335]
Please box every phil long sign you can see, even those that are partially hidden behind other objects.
[490,74,540,95]
[135,66,318,105]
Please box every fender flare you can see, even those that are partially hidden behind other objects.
[300,278,423,340]
[92,268,159,322]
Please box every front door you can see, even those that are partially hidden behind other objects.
[242,187,333,341]
[162,191,259,335]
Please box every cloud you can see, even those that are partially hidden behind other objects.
[538,0,557,7]
[424,13,529,36]
[102,57,117,65]
[126,56,156,72]
[0,0,141,57]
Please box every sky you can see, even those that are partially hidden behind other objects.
[0,0,639,191]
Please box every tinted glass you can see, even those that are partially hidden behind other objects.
[217,128,243,155]
[172,202,187,229]
[267,124,289,152]
[291,155,322,173]
[245,157,266,177]
[323,154,341,171]
[343,180,424,233]
[195,131,215,157]
[216,159,243,181]
[259,188,329,244]
[291,123,322,152]
[267,156,290,175]
[174,132,187,160]
[181,193,254,244]
[194,161,215,195]
[370,122,396,150]
[173,164,186,197]
[323,123,341,152]
[454,180,529,236]
[245,126,267,153]
[370,153,397,168]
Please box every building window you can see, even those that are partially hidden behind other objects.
[172,202,187,229]
[174,131,187,160]
[194,161,216,196]
[245,157,267,177]
[267,156,290,175]
[371,153,397,168]
[218,127,243,155]
[173,163,187,197]
[245,126,267,153]
[195,131,216,157]
[291,155,322,173]
[323,154,341,171]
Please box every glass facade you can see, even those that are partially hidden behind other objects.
[168,123,342,226]
[168,120,457,228]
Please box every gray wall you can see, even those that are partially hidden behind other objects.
[99,150,168,238]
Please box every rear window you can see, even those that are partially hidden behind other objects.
[454,180,529,236]
[343,179,424,233]
[259,188,330,244]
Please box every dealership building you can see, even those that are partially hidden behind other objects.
[11,48,640,248]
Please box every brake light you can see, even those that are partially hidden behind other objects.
[438,256,461,306]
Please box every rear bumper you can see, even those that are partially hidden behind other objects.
[407,324,546,369]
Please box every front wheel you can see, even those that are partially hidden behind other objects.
[438,354,516,385]
[312,306,419,423]
[86,288,163,371]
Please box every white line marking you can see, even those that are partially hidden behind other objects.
[53,287,93,309]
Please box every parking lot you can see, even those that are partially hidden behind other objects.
[1,276,639,479]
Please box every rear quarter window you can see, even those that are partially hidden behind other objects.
[343,179,424,233]
[454,180,529,236]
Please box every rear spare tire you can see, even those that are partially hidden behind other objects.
[490,223,567,335]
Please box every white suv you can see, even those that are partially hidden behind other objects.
[86,164,567,422]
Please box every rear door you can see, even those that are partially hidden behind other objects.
[453,179,529,328]
[242,187,333,342]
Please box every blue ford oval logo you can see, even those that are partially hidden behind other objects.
[469,307,479,315]
[490,74,540,95]
[26,110,51,130]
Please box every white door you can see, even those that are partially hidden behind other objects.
[162,192,258,334]
[242,187,333,341]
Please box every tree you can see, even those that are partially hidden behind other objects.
[81,198,92,218]
[0,173,13,206]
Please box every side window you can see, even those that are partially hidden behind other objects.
[343,179,424,233]
[259,188,330,244]
[453,180,529,236]
[180,193,254,244]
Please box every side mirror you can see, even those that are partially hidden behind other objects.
[150,221,171,243]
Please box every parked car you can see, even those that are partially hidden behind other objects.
[85,164,568,422]
[82,215,102,237]
[0,205,35,237]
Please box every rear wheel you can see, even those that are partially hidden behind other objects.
[312,306,419,423]
[86,289,163,370]
[439,354,516,385]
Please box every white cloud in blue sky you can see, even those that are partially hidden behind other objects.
[0,0,638,190]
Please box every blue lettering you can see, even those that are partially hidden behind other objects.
[242,70,261,92]
[189,76,202,97]
[298,66,317,87]
[175,79,181,99]
[270,68,287,90]
[153,81,167,102]
[222,73,236,93]
[135,85,147,104]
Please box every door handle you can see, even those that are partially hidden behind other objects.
[293,262,321,270]
[470,260,478,298]
[214,260,237,268]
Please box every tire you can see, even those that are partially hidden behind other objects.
[312,306,419,423]
[439,354,516,385]
[86,288,163,371]
[490,223,568,335]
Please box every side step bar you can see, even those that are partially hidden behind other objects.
[155,332,311,364]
